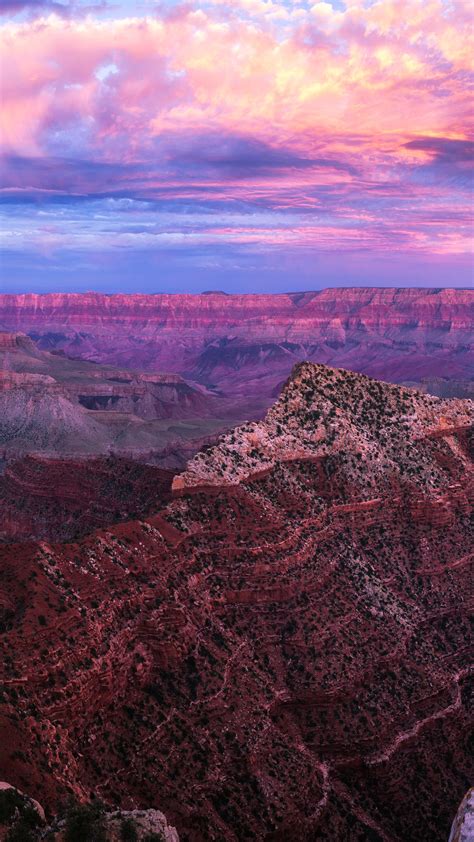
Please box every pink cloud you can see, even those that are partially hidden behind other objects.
[0,1,472,267]
[0,4,471,157]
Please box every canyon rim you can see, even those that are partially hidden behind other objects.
[1,0,473,838]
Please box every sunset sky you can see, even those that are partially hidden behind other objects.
[0,0,472,292]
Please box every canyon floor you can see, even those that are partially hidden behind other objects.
[0,362,472,841]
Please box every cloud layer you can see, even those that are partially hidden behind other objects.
[0,0,472,290]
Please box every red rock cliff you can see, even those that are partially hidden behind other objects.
[0,288,472,385]
[0,365,472,842]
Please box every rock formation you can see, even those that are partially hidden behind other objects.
[0,364,472,841]
[0,289,471,408]
[449,789,474,842]
[0,333,227,463]
[0,783,179,841]
[0,456,173,543]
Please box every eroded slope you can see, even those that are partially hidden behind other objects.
[0,364,472,842]
[0,333,229,464]
[0,455,173,543]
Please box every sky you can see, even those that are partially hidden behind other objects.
[0,0,473,293]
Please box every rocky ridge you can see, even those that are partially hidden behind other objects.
[174,362,472,490]
[0,782,178,842]
[0,363,472,841]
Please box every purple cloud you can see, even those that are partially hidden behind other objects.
[405,137,474,188]
[161,134,358,179]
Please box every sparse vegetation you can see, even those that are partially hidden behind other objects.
[120,817,138,841]
[64,800,106,842]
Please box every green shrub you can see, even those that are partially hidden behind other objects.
[120,817,138,842]
[5,822,37,842]
[0,789,26,823]
[64,800,106,842]
[0,789,42,842]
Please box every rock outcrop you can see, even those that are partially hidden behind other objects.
[0,364,472,841]
[449,789,474,842]
[0,783,179,842]
[174,362,472,491]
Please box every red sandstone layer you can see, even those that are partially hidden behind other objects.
[0,289,471,386]
[0,364,472,841]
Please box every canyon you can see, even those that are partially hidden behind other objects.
[0,289,472,479]
[0,289,472,406]
[0,332,231,468]
[0,363,472,841]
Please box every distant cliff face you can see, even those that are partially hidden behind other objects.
[0,332,226,463]
[0,289,472,394]
[0,364,472,841]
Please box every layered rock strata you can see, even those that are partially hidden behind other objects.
[0,364,472,841]
[0,289,471,392]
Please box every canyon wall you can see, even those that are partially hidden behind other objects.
[0,289,472,392]
[0,455,173,543]
[0,364,472,841]
[0,332,228,462]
